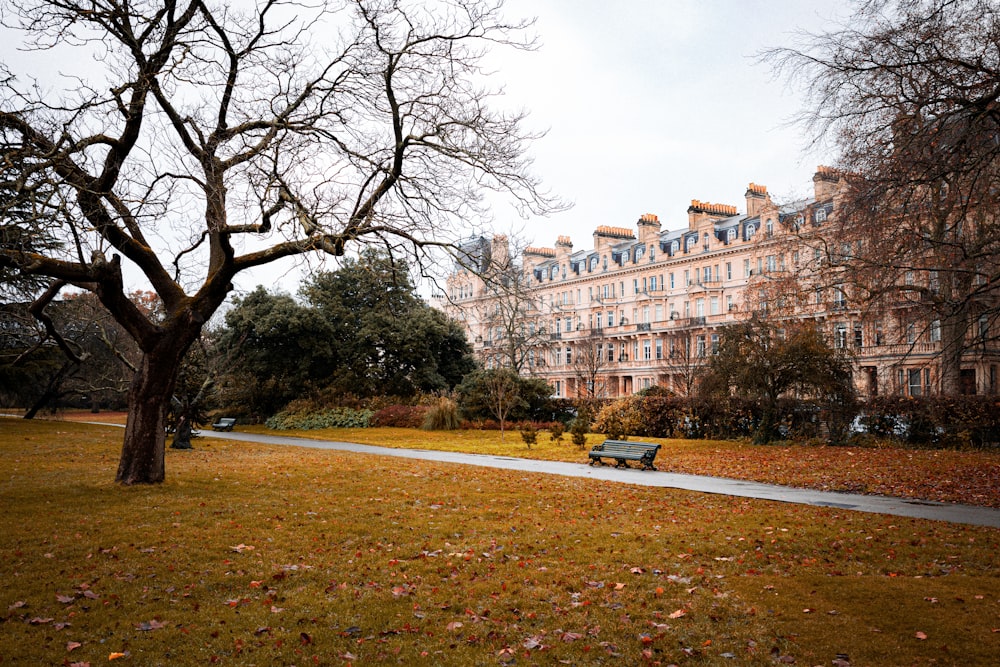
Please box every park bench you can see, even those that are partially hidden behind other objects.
[588,439,660,471]
[211,417,237,431]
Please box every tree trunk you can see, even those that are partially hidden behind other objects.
[116,349,182,484]
[939,305,969,396]
[170,415,194,450]
[23,359,77,420]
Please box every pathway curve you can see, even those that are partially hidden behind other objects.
[194,429,1000,529]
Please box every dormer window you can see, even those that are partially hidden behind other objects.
[686,236,696,251]
[746,223,757,239]
[589,256,599,271]
[670,240,680,254]
[765,219,774,237]
[727,228,736,243]
[815,208,827,223]
[634,246,644,262]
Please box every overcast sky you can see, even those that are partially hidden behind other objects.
[2,0,855,296]
[488,0,852,254]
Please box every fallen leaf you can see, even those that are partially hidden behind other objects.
[668,609,687,619]
[109,652,127,660]
[56,594,76,604]
[136,620,165,631]
[915,631,928,640]
[66,641,82,651]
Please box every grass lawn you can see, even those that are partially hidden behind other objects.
[1,417,998,665]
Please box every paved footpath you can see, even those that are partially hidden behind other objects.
[194,430,1000,529]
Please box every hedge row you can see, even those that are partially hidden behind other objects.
[265,407,374,430]
[586,393,1000,448]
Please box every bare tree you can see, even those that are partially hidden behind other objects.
[766,0,1000,394]
[662,328,703,398]
[571,325,611,398]
[462,235,553,374]
[0,0,556,483]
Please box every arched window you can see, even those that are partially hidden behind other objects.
[746,223,757,239]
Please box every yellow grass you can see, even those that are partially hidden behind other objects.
[1,417,998,665]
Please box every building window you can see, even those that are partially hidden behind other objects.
[765,219,774,236]
[711,333,720,355]
[854,324,863,348]
[669,272,675,289]
[607,311,614,327]
[727,228,737,242]
[655,304,663,321]
[655,338,663,360]
[696,298,705,317]
[710,297,719,315]
[643,339,651,360]
[815,207,827,223]
[908,369,922,396]
[633,278,639,294]
[930,320,941,343]
[834,323,848,349]
[746,223,757,239]
[566,347,572,364]
[703,266,711,283]
[725,262,732,280]
[726,295,734,311]
[744,259,751,277]
[906,323,917,344]
[833,286,847,309]
[766,255,777,273]
[696,335,706,357]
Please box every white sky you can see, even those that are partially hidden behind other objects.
[486,0,851,252]
[2,0,854,296]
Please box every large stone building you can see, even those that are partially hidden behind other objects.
[438,168,1000,399]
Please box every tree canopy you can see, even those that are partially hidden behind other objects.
[702,318,855,443]
[217,252,475,418]
[0,0,555,483]
[767,0,1000,394]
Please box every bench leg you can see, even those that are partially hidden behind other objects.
[614,459,630,469]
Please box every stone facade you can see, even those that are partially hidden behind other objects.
[439,168,1000,399]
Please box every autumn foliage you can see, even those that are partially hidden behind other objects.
[1,418,998,666]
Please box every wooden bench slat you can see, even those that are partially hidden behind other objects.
[588,439,660,471]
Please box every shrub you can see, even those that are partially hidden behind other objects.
[519,423,537,448]
[570,403,593,448]
[422,397,461,431]
[549,422,564,443]
[592,396,644,439]
[265,407,374,430]
[372,404,428,428]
